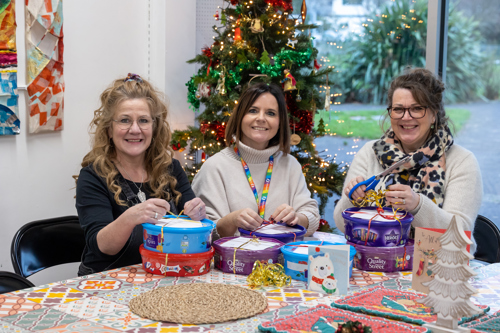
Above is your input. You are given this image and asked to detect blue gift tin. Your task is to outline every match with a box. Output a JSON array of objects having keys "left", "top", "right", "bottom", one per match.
[
  {"left": 142, "top": 216, "right": 215, "bottom": 254},
  {"left": 281, "top": 241, "right": 356, "bottom": 281}
]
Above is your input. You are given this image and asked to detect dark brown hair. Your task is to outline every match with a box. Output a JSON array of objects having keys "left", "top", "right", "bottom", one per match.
[
  {"left": 386, "top": 67, "right": 450, "bottom": 135},
  {"left": 225, "top": 83, "right": 290, "bottom": 154}
]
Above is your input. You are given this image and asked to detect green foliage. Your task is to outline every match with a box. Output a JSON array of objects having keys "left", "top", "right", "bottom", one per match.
[
  {"left": 329, "top": 1, "right": 485, "bottom": 104},
  {"left": 444, "top": 6, "right": 484, "bottom": 103},
  {"left": 314, "top": 108, "right": 470, "bottom": 139},
  {"left": 335, "top": 0, "right": 427, "bottom": 104},
  {"left": 478, "top": 53, "right": 500, "bottom": 100}
]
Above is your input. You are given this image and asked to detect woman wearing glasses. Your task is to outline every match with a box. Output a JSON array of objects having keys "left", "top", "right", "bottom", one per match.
[
  {"left": 333, "top": 68, "right": 482, "bottom": 252},
  {"left": 75, "top": 74, "right": 205, "bottom": 275}
]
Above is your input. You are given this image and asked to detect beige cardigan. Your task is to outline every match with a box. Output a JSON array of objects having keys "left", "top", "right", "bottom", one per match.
[
  {"left": 192, "top": 141, "right": 320, "bottom": 237},
  {"left": 333, "top": 141, "right": 482, "bottom": 254}
]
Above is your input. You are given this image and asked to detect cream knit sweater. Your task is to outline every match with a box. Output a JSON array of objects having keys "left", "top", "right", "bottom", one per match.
[
  {"left": 333, "top": 140, "right": 483, "bottom": 254},
  {"left": 192, "top": 141, "right": 320, "bottom": 237}
]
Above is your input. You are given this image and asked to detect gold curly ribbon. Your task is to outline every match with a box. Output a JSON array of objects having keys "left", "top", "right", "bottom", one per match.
[
  {"left": 351, "top": 189, "right": 386, "bottom": 208},
  {"left": 232, "top": 236, "right": 261, "bottom": 274},
  {"left": 348, "top": 189, "right": 407, "bottom": 246},
  {"left": 247, "top": 261, "right": 291, "bottom": 288}
]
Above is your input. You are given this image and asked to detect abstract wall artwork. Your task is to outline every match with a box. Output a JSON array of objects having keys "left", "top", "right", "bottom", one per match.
[
  {"left": 0, "top": 0, "right": 20, "bottom": 135},
  {"left": 25, "top": 0, "right": 64, "bottom": 133}
]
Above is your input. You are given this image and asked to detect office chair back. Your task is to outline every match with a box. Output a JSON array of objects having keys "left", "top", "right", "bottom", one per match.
[
  {"left": 11, "top": 216, "right": 86, "bottom": 278},
  {"left": 0, "top": 271, "right": 35, "bottom": 294},
  {"left": 473, "top": 214, "right": 500, "bottom": 264}
]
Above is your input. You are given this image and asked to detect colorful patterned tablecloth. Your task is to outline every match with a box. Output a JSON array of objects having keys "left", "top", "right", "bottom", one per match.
[{"left": 0, "top": 261, "right": 498, "bottom": 333}]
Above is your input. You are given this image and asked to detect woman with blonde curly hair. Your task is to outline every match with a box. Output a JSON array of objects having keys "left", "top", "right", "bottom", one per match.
[{"left": 76, "top": 74, "right": 205, "bottom": 275}]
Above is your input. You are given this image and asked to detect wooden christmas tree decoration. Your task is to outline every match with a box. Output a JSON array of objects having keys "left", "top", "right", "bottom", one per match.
[{"left": 418, "top": 216, "right": 482, "bottom": 332}]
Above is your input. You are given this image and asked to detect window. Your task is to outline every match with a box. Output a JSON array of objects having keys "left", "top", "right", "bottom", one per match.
[{"left": 444, "top": 0, "right": 500, "bottom": 222}]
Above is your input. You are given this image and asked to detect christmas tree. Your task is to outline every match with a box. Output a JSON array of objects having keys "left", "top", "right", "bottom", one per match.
[
  {"left": 171, "top": 0, "right": 345, "bottom": 220},
  {"left": 418, "top": 216, "right": 482, "bottom": 332}
]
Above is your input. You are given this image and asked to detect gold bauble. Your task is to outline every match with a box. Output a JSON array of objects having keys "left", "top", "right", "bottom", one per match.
[{"left": 290, "top": 133, "right": 301, "bottom": 145}]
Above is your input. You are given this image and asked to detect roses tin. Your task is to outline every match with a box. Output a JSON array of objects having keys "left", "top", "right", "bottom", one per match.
[
  {"left": 349, "top": 240, "right": 414, "bottom": 272},
  {"left": 342, "top": 207, "right": 413, "bottom": 247}
]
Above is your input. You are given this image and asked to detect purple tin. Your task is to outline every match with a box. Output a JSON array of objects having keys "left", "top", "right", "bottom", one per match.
[
  {"left": 213, "top": 236, "right": 285, "bottom": 275},
  {"left": 238, "top": 223, "right": 307, "bottom": 244},
  {"left": 342, "top": 207, "right": 413, "bottom": 247},
  {"left": 349, "top": 240, "right": 414, "bottom": 272}
]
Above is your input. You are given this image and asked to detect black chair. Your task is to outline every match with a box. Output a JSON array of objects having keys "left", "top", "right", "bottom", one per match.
[
  {"left": 11, "top": 216, "right": 86, "bottom": 279},
  {"left": 0, "top": 271, "right": 35, "bottom": 294},
  {"left": 473, "top": 214, "right": 500, "bottom": 264}
]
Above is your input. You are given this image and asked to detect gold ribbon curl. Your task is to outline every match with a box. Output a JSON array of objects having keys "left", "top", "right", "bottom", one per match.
[
  {"left": 351, "top": 189, "right": 386, "bottom": 208},
  {"left": 247, "top": 261, "right": 291, "bottom": 288},
  {"left": 349, "top": 189, "right": 408, "bottom": 246}
]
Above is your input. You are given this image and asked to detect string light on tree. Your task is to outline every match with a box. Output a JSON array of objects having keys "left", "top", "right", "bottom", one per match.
[{"left": 172, "top": 0, "right": 345, "bottom": 220}]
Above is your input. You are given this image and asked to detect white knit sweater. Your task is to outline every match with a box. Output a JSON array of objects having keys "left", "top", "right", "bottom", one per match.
[
  {"left": 333, "top": 140, "right": 483, "bottom": 254},
  {"left": 192, "top": 141, "right": 320, "bottom": 236}
]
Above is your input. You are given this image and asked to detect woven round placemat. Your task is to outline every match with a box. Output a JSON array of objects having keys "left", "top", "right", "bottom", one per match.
[{"left": 129, "top": 283, "right": 268, "bottom": 324}]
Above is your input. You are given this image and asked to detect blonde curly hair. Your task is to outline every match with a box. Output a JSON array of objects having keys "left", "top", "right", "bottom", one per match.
[{"left": 80, "top": 75, "right": 180, "bottom": 206}]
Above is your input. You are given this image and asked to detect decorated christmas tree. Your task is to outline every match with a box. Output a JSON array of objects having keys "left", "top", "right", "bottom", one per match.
[
  {"left": 418, "top": 216, "right": 482, "bottom": 332},
  {"left": 171, "top": 0, "right": 345, "bottom": 221}
]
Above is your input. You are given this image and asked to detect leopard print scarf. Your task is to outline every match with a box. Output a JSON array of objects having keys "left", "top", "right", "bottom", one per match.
[{"left": 372, "top": 126, "right": 454, "bottom": 208}]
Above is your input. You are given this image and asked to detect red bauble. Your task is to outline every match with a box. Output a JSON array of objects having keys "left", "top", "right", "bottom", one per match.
[
  {"left": 200, "top": 121, "right": 226, "bottom": 141},
  {"left": 202, "top": 46, "right": 213, "bottom": 58},
  {"left": 314, "top": 59, "right": 321, "bottom": 70},
  {"left": 265, "top": 0, "right": 293, "bottom": 11},
  {"left": 172, "top": 142, "right": 181, "bottom": 151}
]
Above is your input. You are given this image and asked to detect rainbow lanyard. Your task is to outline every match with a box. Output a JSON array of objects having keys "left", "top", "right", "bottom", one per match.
[{"left": 234, "top": 147, "right": 274, "bottom": 218}]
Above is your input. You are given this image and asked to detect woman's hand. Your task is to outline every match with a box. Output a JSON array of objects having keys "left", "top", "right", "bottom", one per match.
[
  {"left": 344, "top": 176, "right": 366, "bottom": 201},
  {"left": 184, "top": 198, "right": 206, "bottom": 221},
  {"left": 126, "top": 198, "right": 170, "bottom": 225},
  {"left": 385, "top": 184, "right": 420, "bottom": 211},
  {"left": 234, "top": 208, "right": 263, "bottom": 231},
  {"left": 271, "top": 204, "right": 298, "bottom": 226}
]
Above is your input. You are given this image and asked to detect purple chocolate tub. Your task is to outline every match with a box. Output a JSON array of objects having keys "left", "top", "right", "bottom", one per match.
[
  {"left": 342, "top": 207, "right": 413, "bottom": 247},
  {"left": 238, "top": 223, "right": 306, "bottom": 244},
  {"left": 349, "top": 240, "right": 414, "bottom": 272},
  {"left": 213, "top": 236, "right": 285, "bottom": 275}
]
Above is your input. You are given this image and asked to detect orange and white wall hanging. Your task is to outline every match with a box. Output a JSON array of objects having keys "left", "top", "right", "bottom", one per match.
[{"left": 25, "top": 0, "right": 64, "bottom": 133}]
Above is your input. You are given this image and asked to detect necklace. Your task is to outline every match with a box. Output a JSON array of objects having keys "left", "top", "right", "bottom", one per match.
[
  {"left": 234, "top": 147, "right": 274, "bottom": 218},
  {"left": 118, "top": 163, "right": 147, "bottom": 203}
]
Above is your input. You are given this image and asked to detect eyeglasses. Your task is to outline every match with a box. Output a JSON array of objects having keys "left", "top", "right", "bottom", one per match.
[
  {"left": 387, "top": 106, "right": 427, "bottom": 119},
  {"left": 112, "top": 117, "right": 154, "bottom": 130}
]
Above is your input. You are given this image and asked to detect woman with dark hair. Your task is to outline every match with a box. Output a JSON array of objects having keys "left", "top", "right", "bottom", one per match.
[
  {"left": 76, "top": 74, "right": 206, "bottom": 275},
  {"left": 192, "top": 83, "right": 320, "bottom": 238},
  {"left": 333, "top": 68, "right": 482, "bottom": 252}
]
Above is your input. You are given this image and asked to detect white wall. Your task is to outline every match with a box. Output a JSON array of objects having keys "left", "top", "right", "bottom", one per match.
[{"left": 0, "top": 0, "right": 197, "bottom": 285}]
